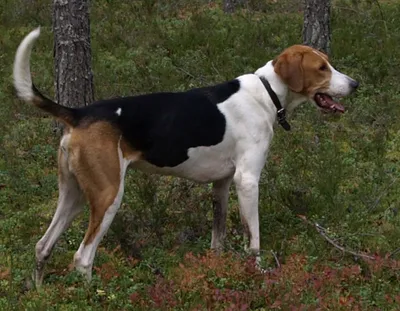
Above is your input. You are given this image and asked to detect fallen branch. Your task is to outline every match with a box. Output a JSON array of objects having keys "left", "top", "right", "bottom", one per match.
[{"left": 298, "top": 215, "right": 375, "bottom": 260}]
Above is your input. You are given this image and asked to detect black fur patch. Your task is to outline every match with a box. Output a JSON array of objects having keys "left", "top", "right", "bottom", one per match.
[{"left": 77, "top": 79, "right": 241, "bottom": 167}]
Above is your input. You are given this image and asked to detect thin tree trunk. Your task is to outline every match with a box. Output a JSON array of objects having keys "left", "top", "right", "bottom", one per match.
[
  {"left": 302, "top": 0, "right": 331, "bottom": 54},
  {"left": 52, "top": 0, "right": 93, "bottom": 132}
]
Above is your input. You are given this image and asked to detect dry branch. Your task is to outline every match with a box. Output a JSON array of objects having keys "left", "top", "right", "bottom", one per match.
[{"left": 298, "top": 215, "right": 375, "bottom": 260}]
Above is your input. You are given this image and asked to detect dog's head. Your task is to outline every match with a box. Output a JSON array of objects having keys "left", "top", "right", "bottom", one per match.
[{"left": 273, "top": 45, "right": 358, "bottom": 113}]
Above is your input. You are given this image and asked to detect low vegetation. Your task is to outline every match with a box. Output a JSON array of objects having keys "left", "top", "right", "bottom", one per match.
[{"left": 1, "top": 0, "right": 400, "bottom": 309}]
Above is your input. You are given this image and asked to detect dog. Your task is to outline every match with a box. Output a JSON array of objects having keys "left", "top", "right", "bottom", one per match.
[{"left": 13, "top": 28, "right": 358, "bottom": 287}]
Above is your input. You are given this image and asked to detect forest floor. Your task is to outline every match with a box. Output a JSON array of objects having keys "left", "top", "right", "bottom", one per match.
[{"left": 1, "top": 0, "right": 400, "bottom": 310}]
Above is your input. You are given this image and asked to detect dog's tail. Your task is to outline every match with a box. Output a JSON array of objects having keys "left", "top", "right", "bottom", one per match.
[{"left": 13, "top": 27, "right": 78, "bottom": 127}]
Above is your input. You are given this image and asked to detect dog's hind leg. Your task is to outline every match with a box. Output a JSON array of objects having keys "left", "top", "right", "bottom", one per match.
[
  {"left": 35, "top": 134, "right": 85, "bottom": 288},
  {"left": 211, "top": 176, "right": 233, "bottom": 252},
  {"left": 71, "top": 132, "right": 130, "bottom": 282}
]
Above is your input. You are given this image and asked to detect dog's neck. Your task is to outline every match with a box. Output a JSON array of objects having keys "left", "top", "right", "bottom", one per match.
[{"left": 255, "top": 61, "right": 308, "bottom": 113}]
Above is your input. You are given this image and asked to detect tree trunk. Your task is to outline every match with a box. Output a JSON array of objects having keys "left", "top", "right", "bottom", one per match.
[
  {"left": 302, "top": 0, "right": 331, "bottom": 55},
  {"left": 52, "top": 0, "right": 93, "bottom": 132},
  {"left": 223, "top": 0, "right": 246, "bottom": 13}
]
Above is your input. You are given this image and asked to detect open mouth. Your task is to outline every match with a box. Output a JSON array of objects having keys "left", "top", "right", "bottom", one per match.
[{"left": 314, "top": 93, "right": 345, "bottom": 113}]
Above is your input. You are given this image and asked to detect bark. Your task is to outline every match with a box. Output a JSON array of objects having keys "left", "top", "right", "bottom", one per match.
[
  {"left": 52, "top": 0, "right": 93, "bottom": 131},
  {"left": 302, "top": 0, "right": 331, "bottom": 54}
]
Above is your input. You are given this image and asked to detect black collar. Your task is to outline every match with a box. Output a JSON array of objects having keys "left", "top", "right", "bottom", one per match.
[{"left": 259, "top": 77, "right": 291, "bottom": 131}]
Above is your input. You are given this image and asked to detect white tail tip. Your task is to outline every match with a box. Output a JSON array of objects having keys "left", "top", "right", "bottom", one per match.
[{"left": 13, "top": 27, "right": 42, "bottom": 101}]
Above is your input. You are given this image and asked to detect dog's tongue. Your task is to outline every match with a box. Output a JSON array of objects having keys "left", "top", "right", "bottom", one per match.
[{"left": 316, "top": 94, "right": 345, "bottom": 113}]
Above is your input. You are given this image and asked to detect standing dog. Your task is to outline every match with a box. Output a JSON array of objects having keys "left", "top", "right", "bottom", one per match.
[{"left": 13, "top": 28, "right": 358, "bottom": 287}]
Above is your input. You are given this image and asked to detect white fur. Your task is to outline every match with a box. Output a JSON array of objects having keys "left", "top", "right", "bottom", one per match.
[
  {"left": 13, "top": 27, "right": 41, "bottom": 101},
  {"left": 328, "top": 64, "right": 355, "bottom": 98},
  {"left": 115, "top": 107, "right": 122, "bottom": 116}
]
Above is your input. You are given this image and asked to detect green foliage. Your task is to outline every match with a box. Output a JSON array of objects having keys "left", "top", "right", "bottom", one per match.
[{"left": 1, "top": 0, "right": 400, "bottom": 309}]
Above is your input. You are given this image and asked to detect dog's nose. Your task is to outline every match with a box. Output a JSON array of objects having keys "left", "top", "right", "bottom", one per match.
[{"left": 350, "top": 80, "right": 359, "bottom": 89}]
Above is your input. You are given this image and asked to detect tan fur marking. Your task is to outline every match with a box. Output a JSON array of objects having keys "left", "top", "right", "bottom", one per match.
[
  {"left": 302, "top": 50, "right": 332, "bottom": 96},
  {"left": 68, "top": 122, "right": 122, "bottom": 245},
  {"left": 120, "top": 140, "right": 143, "bottom": 162},
  {"left": 273, "top": 53, "right": 304, "bottom": 92},
  {"left": 312, "top": 50, "right": 329, "bottom": 60},
  {"left": 274, "top": 45, "right": 332, "bottom": 97}
]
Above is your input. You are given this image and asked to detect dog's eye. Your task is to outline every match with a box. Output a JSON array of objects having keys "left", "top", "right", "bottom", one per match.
[{"left": 319, "top": 64, "right": 328, "bottom": 71}]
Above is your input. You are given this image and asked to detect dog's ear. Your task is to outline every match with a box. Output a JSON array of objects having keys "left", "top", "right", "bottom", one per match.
[{"left": 273, "top": 53, "right": 304, "bottom": 93}]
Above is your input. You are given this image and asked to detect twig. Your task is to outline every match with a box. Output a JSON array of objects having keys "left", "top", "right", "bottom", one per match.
[
  {"left": 211, "top": 62, "right": 222, "bottom": 78},
  {"left": 298, "top": 215, "right": 375, "bottom": 260},
  {"left": 372, "top": 0, "right": 385, "bottom": 24},
  {"left": 369, "top": 177, "right": 397, "bottom": 211},
  {"left": 315, "top": 223, "right": 375, "bottom": 260},
  {"left": 270, "top": 250, "right": 280, "bottom": 268},
  {"left": 171, "top": 60, "right": 206, "bottom": 83},
  {"left": 174, "top": 65, "right": 196, "bottom": 80},
  {"left": 144, "top": 263, "right": 164, "bottom": 277},
  {"left": 389, "top": 247, "right": 400, "bottom": 259}
]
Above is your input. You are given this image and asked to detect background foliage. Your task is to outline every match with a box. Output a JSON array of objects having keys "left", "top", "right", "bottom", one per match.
[{"left": 1, "top": 0, "right": 400, "bottom": 309}]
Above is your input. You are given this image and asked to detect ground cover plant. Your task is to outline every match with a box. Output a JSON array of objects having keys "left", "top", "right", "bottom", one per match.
[{"left": 1, "top": 0, "right": 400, "bottom": 309}]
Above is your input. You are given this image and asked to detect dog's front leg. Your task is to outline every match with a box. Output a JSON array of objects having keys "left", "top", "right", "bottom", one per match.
[
  {"left": 211, "top": 176, "right": 233, "bottom": 252},
  {"left": 233, "top": 150, "right": 266, "bottom": 260},
  {"left": 234, "top": 172, "right": 260, "bottom": 256}
]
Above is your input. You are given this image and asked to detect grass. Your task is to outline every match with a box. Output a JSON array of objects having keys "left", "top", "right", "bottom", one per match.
[{"left": 1, "top": 0, "right": 400, "bottom": 309}]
